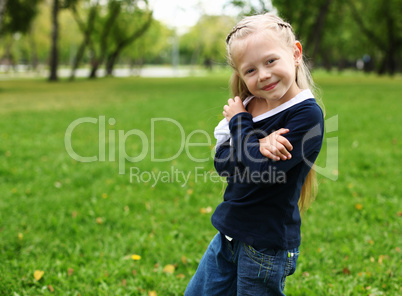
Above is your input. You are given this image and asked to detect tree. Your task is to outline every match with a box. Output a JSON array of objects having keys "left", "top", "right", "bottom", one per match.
[
  {"left": 83, "top": 0, "right": 152, "bottom": 78},
  {"left": 3, "top": 2, "right": 82, "bottom": 70},
  {"left": 271, "top": 0, "right": 334, "bottom": 67},
  {"left": 122, "top": 19, "right": 173, "bottom": 67},
  {"left": 48, "top": 0, "right": 78, "bottom": 81},
  {"left": 69, "top": 0, "right": 98, "bottom": 80},
  {"left": 0, "top": 0, "right": 6, "bottom": 34},
  {"left": 347, "top": 0, "right": 402, "bottom": 75},
  {"left": 0, "top": 0, "right": 42, "bottom": 72},
  {"left": 225, "top": 0, "right": 401, "bottom": 74},
  {"left": 225, "top": 0, "right": 273, "bottom": 15},
  {"left": 87, "top": 0, "right": 120, "bottom": 78},
  {"left": 48, "top": 0, "right": 59, "bottom": 81},
  {"left": 105, "top": 8, "right": 152, "bottom": 76},
  {"left": 0, "top": 0, "right": 42, "bottom": 35},
  {"left": 180, "top": 15, "right": 235, "bottom": 67}
]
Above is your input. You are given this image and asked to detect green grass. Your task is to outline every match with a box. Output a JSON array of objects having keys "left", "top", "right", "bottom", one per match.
[{"left": 0, "top": 73, "right": 401, "bottom": 295}]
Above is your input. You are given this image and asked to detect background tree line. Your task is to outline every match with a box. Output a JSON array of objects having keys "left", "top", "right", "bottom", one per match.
[
  {"left": 0, "top": 0, "right": 401, "bottom": 80},
  {"left": 228, "top": 0, "right": 402, "bottom": 75}
]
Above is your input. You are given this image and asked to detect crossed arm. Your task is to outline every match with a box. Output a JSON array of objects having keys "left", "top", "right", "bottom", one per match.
[
  {"left": 215, "top": 95, "right": 323, "bottom": 179},
  {"left": 222, "top": 96, "right": 293, "bottom": 162}
]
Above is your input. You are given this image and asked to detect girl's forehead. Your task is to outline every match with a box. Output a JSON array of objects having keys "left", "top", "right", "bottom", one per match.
[
  {"left": 230, "top": 31, "right": 286, "bottom": 58},
  {"left": 232, "top": 30, "right": 283, "bottom": 50}
]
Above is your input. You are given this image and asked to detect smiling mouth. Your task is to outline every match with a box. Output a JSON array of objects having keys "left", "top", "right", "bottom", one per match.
[{"left": 262, "top": 82, "right": 279, "bottom": 91}]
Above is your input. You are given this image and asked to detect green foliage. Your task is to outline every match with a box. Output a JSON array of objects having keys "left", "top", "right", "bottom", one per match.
[
  {"left": 227, "top": 0, "right": 402, "bottom": 73},
  {"left": 0, "top": 73, "right": 401, "bottom": 294},
  {"left": 180, "top": 15, "right": 235, "bottom": 65},
  {"left": 1, "top": 0, "right": 42, "bottom": 35},
  {"left": 121, "top": 19, "right": 173, "bottom": 65},
  {"left": 227, "top": 0, "right": 273, "bottom": 15}
]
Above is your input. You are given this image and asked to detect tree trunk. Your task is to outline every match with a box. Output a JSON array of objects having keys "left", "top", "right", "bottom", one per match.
[
  {"left": 88, "top": 2, "right": 120, "bottom": 79},
  {"left": 105, "top": 51, "right": 119, "bottom": 76},
  {"left": 349, "top": 0, "right": 400, "bottom": 75},
  {"left": 70, "top": 41, "right": 87, "bottom": 80},
  {"left": 105, "top": 12, "right": 153, "bottom": 76},
  {"left": 89, "top": 59, "right": 99, "bottom": 79},
  {"left": 307, "top": 0, "right": 332, "bottom": 64},
  {"left": 70, "top": 5, "right": 97, "bottom": 80},
  {"left": 49, "top": 0, "right": 59, "bottom": 81},
  {"left": 384, "top": 2, "right": 397, "bottom": 75}
]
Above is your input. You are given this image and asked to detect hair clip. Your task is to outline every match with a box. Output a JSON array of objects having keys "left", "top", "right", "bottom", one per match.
[
  {"left": 278, "top": 23, "right": 293, "bottom": 31},
  {"left": 226, "top": 25, "right": 247, "bottom": 44}
]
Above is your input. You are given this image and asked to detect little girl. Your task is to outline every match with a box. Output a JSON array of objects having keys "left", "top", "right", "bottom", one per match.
[{"left": 185, "top": 13, "right": 324, "bottom": 295}]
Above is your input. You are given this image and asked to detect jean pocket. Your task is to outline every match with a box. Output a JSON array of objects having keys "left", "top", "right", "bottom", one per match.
[
  {"left": 240, "top": 244, "right": 279, "bottom": 284},
  {"left": 245, "top": 244, "right": 278, "bottom": 257},
  {"left": 243, "top": 244, "right": 276, "bottom": 268}
]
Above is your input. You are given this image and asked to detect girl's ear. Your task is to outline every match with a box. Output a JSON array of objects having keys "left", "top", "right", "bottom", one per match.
[{"left": 294, "top": 41, "right": 302, "bottom": 65}]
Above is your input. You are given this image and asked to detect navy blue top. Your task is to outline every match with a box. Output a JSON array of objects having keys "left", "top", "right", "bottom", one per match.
[{"left": 211, "top": 98, "right": 324, "bottom": 250}]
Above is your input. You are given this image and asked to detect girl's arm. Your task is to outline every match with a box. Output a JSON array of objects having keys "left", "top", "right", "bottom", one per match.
[
  {"left": 214, "top": 129, "right": 293, "bottom": 176},
  {"left": 214, "top": 139, "right": 238, "bottom": 176},
  {"left": 228, "top": 105, "right": 324, "bottom": 183},
  {"left": 221, "top": 96, "right": 294, "bottom": 163}
]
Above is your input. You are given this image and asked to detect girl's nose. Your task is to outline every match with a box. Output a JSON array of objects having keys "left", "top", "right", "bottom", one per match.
[{"left": 258, "top": 69, "right": 271, "bottom": 82}]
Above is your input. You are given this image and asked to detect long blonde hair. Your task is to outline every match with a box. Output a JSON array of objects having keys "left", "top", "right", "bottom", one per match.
[{"left": 226, "top": 13, "right": 323, "bottom": 213}]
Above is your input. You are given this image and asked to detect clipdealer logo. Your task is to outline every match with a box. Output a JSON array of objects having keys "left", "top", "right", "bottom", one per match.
[{"left": 64, "top": 115, "right": 339, "bottom": 183}]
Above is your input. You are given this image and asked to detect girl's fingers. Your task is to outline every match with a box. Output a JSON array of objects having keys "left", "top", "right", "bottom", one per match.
[
  {"left": 261, "top": 141, "right": 291, "bottom": 160},
  {"left": 260, "top": 147, "right": 280, "bottom": 161},
  {"left": 276, "top": 128, "right": 290, "bottom": 135},
  {"left": 272, "top": 143, "right": 291, "bottom": 160},
  {"left": 276, "top": 136, "right": 293, "bottom": 152},
  {"left": 274, "top": 129, "right": 293, "bottom": 151}
]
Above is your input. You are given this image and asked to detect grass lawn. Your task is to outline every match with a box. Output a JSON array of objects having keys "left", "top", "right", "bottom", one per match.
[{"left": 0, "top": 72, "right": 401, "bottom": 295}]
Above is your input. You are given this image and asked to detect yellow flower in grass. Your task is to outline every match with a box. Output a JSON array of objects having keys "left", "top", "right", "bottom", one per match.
[
  {"left": 131, "top": 254, "right": 142, "bottom": 261},
  {"left": 34, "top": 270, "right": 44, "bottom": 281},
  {"left": 355, "top": 203, "right": 363, "bottom": 210},
  {"left": 163, "top": 264, "right": 175, "bottom": 274}
]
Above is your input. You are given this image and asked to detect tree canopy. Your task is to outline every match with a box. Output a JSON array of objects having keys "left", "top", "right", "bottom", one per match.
[
  {"left": 0, "top": 0, "right": 400, "bottom": 77},
  {"left": 0, "top": 0, "right": 42, "bottom": 35},
  {"left": 226, "top": 0, "right": 402, "bottom": 74}
]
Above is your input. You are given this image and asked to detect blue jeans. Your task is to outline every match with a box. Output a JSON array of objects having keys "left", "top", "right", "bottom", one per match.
[{"left": 185, "top": 233, "right": 299, "bottom": 296}]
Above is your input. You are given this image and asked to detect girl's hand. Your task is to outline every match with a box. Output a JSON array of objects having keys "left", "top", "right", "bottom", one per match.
[
  {"left": 259, "top": 128, "right": 293, "bottom": 161},
  {"left": 223, "top": 96, "right": 247, "bottom": 122}
]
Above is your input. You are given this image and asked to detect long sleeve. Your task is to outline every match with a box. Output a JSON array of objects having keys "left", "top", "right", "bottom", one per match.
[
  {"left": 228, "top": 104, "right": 323, "bottom": 184},
  {"left": 214, "top": 139, "right": 239, "bottom": 176},
  {"left": 213, "top": 96, "right": 256, "bottom": 175}
]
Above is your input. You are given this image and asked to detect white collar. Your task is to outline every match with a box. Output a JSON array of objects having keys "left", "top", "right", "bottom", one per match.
[{"left": 243, "top": 89, "right": 314, "bottom": 122}]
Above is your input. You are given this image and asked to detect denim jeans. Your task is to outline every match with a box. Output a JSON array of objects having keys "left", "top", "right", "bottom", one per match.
[{"left": 185, "top": 233, "right": 299, "bottom": 296}]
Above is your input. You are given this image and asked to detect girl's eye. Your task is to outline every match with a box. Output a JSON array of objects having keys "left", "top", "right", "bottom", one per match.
[
  {"left": 267, "top": 59, "right": 276, "bottom": 65},
  {"left": 245, "top": 69, "right": 255, "bottom": 75}
]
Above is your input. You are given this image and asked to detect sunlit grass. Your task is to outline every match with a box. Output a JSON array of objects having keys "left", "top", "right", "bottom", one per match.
[{"left": 0, "top": 73, "right": 401, "bottom": 295}]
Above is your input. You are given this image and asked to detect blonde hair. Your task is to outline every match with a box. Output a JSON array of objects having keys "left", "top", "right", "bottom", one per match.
[{"left": 226, "top": 13, "right": 323, "bottom": 213}]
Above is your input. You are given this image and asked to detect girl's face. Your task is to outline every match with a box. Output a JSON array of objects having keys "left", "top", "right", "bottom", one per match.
[{"left": 232, "top": 32, "right": 302, "bottom": 109}]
